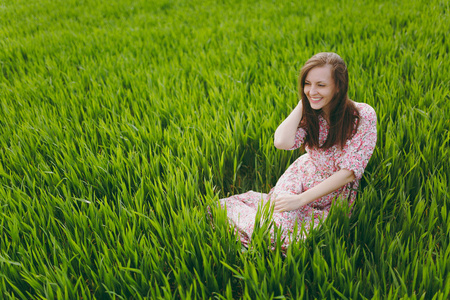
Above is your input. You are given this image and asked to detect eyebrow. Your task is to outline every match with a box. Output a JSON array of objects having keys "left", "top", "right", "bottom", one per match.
[{"left": 305, "top": 80, "right": 328, "bottom": 83}]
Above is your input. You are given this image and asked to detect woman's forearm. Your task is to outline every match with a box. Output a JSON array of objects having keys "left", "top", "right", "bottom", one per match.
[
  {"left": 274, "top": 102, "right": 303, "bottom": 150},
  {"left": 298, "top": 169, "right": 356, "bottom": 206},
  {"left": 272, "top": 169, "right": 356, "bottom": 213}
]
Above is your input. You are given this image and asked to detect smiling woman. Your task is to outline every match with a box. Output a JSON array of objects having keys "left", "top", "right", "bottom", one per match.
[
  {"left": 304, "top": 65, "right": 335, "bottom": 115},
  {"left": 219, "top": 52, "right": 377, "bottom": 250}
]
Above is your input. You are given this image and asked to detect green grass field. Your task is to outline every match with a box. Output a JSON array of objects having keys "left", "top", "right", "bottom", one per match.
[{"left": 1, "top": 0, "right": 449, "bottom": 298}]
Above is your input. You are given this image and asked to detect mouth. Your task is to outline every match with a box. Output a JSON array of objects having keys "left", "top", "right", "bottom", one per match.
[{"left": 309, "top": 97, "right": 323, "bottom": 103}]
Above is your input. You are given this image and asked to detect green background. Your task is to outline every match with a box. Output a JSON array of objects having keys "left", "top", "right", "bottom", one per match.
[{"left": 0, "top": 0, "right": 449, "bottom": 298}]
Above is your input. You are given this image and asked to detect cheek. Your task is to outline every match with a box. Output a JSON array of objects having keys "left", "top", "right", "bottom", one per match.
[
  {"left": 326, "top": 88, "right": 335, "bottom": 97},
  {"left": 304, "top": 86, "right": 309, "bottom": 95}
]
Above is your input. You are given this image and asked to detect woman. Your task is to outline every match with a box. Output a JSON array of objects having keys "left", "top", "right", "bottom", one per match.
[{"left": 219, "top": 52, "right": 377, "bottom": 249}]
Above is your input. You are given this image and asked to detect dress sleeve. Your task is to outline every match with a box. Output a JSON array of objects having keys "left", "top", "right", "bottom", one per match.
[
  {"left": 338, "top": 104, "right": 377, "bottom": 180},
  {"left": 287, "top": 127, "right": 307, "bottom": 150}
]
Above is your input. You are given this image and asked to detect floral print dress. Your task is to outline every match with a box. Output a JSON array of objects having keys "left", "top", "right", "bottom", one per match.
[{"left": 219, "top": 102, "right": 377, "bottom": 249}]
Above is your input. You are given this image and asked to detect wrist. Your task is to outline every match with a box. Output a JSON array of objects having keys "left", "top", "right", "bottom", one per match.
[
  {"left": 296, "top": 193, "right": 306, "bottom": 208},
  {"left": 297, "top": 191, "right": 312, "bottom": 207}
]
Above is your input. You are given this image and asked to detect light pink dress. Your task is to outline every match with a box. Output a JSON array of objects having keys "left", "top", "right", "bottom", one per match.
[{"left": 219, "top": 102, "right": 377, "bottom": 249}]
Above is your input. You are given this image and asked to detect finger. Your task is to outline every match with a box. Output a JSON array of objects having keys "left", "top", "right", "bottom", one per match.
[
  {"left": 274, "top": 206, "right": 283, "bottom": 213},
  {"left": 274, "top": 202, "right": 284, "bottom": 213}
]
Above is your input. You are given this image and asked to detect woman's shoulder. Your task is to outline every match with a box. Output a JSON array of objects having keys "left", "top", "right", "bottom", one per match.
[{"left": 353, "top": 101, "right": 376, "bottom": 120}]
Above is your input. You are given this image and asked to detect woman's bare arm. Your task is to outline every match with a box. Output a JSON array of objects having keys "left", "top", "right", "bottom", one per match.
[
  {"left": 272, "top": 169, "right": 356, "bottom": 212},
  {"left": 274, "top": 102, "right": 303, "bottom": 150}
]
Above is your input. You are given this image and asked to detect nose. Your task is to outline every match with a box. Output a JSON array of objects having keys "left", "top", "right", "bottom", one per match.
[{"left": 309, "top": 86, "right": 318, "bottom": 95}]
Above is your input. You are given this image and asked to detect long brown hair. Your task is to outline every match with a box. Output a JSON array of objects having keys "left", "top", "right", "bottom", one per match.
[{"left": 298, "top": 52, "right": 360, "bottom": 149}]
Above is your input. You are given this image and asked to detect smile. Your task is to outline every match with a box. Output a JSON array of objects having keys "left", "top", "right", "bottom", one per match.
[{"left": 310, "top": 97, "right": 323, "bottom": 103}]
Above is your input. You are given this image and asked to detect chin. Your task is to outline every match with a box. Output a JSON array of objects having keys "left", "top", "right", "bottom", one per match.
[{"left": 310, "top": 104, "right": 324, "bottom": 111}]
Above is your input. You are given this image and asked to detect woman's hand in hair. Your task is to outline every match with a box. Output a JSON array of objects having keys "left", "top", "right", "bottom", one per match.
[{"left": 274, "top": 102, "right": 303, "bottom": 150}]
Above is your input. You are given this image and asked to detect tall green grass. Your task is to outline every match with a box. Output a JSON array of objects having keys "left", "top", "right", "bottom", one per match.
[{"left": 0, "top": 0, "right": 449, "bottom": 298}]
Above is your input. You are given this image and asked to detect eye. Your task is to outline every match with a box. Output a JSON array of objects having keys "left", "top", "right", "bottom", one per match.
[
  {"left": 318, "top": 84, "right": 325, "bottom": 87},
  {"left": 304, "top": 82, "right": 310, "bottom": 85}
]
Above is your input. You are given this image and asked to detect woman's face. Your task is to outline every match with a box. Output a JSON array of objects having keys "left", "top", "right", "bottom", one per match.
[{"left": 304, "top": 65, "right": 337, "bottom": 117}]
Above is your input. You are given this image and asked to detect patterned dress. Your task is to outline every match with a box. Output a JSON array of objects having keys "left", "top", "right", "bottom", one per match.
[{"left": 219, "top": 102, "right": 377, "bottom": 249}]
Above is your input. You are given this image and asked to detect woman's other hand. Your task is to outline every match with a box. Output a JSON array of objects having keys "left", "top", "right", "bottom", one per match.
[{"left": 271, "top": 193, "right": 304, "bottom": 213}]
